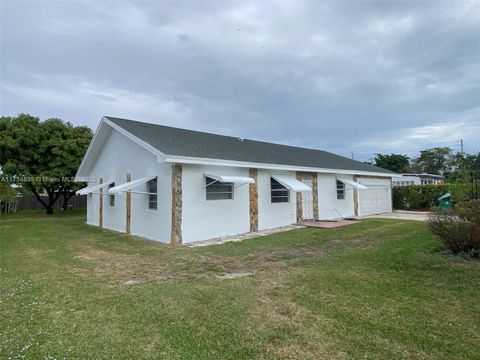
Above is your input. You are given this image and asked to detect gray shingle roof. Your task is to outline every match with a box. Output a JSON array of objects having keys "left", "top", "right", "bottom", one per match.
[{"left": 106, "top": 116, "right": 394, "bottom": 175}]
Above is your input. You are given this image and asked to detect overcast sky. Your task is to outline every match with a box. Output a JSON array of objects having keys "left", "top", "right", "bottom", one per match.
[{"left": 1, "top": 1, "right": 479, "bottom": 161}]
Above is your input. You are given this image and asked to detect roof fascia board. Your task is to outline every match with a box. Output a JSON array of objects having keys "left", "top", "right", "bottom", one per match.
[
  {"left": 75, "top": 117, "right": 166, "bottom": 180},
  {"left": 103, "top": 117, "right": 166, "bottom": 161},
  {"left": 164, "top": 155, "right": 394, "bottom": 178},
  {"left": 75, "top": 118, "right": 108, "bottom": 180}
]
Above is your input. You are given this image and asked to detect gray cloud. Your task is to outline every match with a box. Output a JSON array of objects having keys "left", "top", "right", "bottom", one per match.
[{"left": 1, "top": 0, "right": 479, "bottom": 159}]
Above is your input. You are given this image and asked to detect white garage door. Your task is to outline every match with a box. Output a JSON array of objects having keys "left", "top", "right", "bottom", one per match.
[{"left": 359, "top": 186, "right": 390, "bottom": 216}]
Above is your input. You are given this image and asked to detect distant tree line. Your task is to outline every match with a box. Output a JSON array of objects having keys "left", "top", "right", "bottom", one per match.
[
  {"left": 372, "top": 147, "right": 480, "bottom": 183},
  {"left": 0, "top": 114, "right": 93, "bottom": 214}
]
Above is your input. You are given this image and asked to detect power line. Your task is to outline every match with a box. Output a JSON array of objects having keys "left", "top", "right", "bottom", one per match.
[{"left": 340, "top": 138, "right": 478, "bottom": 161}]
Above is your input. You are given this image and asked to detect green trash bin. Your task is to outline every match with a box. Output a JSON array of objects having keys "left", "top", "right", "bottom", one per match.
[{"left": 438, "top": 193, "right": 452, "bottom": 210}]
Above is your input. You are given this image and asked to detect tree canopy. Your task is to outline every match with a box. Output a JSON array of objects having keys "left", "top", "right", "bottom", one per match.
[
  {"left": 374, "top": 153, "right": 410, "bottom": 173},
  {"left": 411, "top": 147, "right": 453, "bottom": 175},
  {"left": 0, "top": 114, "right": 92, "bottom": 213}
]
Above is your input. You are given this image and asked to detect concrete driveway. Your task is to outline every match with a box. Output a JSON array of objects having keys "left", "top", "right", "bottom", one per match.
[{"left": 364, "top": 210, "right": 430, "bottom": 221}]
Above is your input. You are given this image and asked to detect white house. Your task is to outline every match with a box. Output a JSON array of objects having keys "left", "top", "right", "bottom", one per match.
[
  {"left": 392, "top": 173, "right": 444, "bottom": 187},
  {"left": 76, "top": 116, "right": 395, "bottom": 244}
]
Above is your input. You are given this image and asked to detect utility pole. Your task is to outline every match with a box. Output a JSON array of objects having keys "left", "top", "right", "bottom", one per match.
[{"left": 460, "top": 139, "right": 464, "bottom": 153}]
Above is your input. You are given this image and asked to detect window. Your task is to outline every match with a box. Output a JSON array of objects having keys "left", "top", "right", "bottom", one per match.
[
  {"left": 206, "top": 177, "right": 233, "bottom": 200},
  {"left": 271, "top": 178, "right": 289, "bottom": 203},
  {"left": 336, "top": 180, "right": 345, "bottom": 200},
  {"left": 147, "top": 178, "right": 157, "bottom": 210},
  {"left": 109, "top": 182, "right": 115, "bottom": 207}
]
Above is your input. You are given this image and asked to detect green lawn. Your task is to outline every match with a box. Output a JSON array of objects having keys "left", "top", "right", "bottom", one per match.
[{"left": 1, "top": 211, "right": 479, "bottom": 359}]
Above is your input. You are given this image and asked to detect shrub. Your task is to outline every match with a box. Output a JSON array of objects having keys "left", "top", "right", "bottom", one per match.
[
  {"left": 392, "top": 183, "right": 471, "bottom": 210},
  {"left": 428, "top": 200, "right": 480, "bottom": 258}
]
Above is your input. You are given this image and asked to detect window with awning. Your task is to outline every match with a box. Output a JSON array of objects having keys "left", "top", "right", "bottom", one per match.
[
  {"left": 271, "top": 178, "right": 289, "bottom": 203},
  {"left": 205, "top": 176, "right": 235, "bottom": 200},
  {"left": 204, "top": 174, "right": 255, "bottom": 201},
  {"left": 270, "top": 175, "right": 312, "bottom": 192},
  {"left": 336, "top": 178, "right": 367, "bottom": 190},
  {"left": 76, "top": 180, "right": 115, "bottom": 195},
  {"left": 108, "top": 176, "right": 157, "bottom": 194},
  {"left": 204, "top": 174, "right": 255, "bottom": 185}
]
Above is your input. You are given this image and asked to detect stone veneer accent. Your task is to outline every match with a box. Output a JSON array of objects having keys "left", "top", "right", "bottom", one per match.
[
  {"left": 99, "top": 178, "right": 103, "bottom": 227},
  {"left": 295, "top": 172, "right": 303, "bottom": 223},
  {"left": 170, "top": 164, "right": 183, "bottom": 245},
  {"left": 312, "top": 173, "right": 319, "bottom": 220},
  {"left": 125, "top": 173, "right": 132, "bottom": 234},
  {"left": 249, "top": 168, "right": 258, "bottom": 232},
  {"left": 353, "top": 175, "right": 359, "bottom": 216}
]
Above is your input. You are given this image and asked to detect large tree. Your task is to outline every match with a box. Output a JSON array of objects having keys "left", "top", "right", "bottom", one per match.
[
  {"left": 449, "top": 152, "right": 480, "bottom": 183},
  {"left": 411, "top": 147, "right": 453, "bottom": 175},
  {"left": 0, "top": 114, "right": 92, "bottom": 214},
  {"left": 374, "top": 153, "right": 410, "bottom": 173}
]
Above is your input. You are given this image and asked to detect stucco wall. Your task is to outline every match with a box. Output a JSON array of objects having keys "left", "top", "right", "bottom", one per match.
[
  {"left": 87, "top": 129, "right": 171, "bottom": 242},
  {"left": 181, "top": 165, "right": 251, "bottom": 243},
  {"left": 86, "top": 191, "right": 97, "bottom": 226},
  {"left": 258, "top": 170, "right": 297, "bottom": 230},
  {"left": 317, "top": 173, "right": 355, "bottom": 219}
]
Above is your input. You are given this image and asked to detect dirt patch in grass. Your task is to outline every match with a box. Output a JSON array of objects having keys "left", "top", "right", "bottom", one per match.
[
  {"left": 71, "top": 235, "right": 377, "bottom": 287},
  {"left": 216, "top": 271, "right": 256, "bottom": 280}
]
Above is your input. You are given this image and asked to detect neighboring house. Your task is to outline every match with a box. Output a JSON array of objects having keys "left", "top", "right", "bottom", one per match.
[
  {"left": 76, "top": 117, "right": 395, "bottom": 244},
  {"left": 392, "top": 173, "right": 444, "bottom": 187}
]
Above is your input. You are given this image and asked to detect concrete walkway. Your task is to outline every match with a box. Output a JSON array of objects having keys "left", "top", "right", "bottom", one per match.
[
  {"left": 298, "top": 219, "right": 360, "bottom": 228},
  {"left": 364, "top": 210, "right": 430, "bottom": 221}
]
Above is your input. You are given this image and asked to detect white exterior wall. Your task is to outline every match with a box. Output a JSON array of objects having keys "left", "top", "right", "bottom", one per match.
[
  {"left": 86, "top": 129, "right": 171, "bottom": 242},
  {"left": 258, "top": 170, "right": 297, "bottom": 230},
  {"left": 86, "top": 191, "right": 98, "bottom": 226},
  {"left": 317, "top": 173, "right": 355, "bottom": 219},
  {"left": 181, "top": 165, "right": 251, "bottom": 243}
]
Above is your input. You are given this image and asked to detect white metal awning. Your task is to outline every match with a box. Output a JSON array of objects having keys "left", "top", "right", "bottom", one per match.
[
  {"left": 205, "top": 174, "right": 255, "bottom": 185},
  {"left": 337, "top": 177, "right": 368, "bottom": 190},
  {"left": 76, "top": 180, "right": 114, "bottom": 195},
  {"left": 108, "top": 176, "right": 156, "bottom": 194},
  {"left": 271, "top": 174, "right": 312, "bottom": 192}
]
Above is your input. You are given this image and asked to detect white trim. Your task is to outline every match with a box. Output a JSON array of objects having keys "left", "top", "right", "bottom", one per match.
[
  {"left": 204, "top": 174, "right": 255, "bottom": 185},
  {"left": 271, "top": 174, "right": 312, "bottom": 192},
  {"left": 103, "top": 117, "right": 166, "bottom": 159},
  {"left": 75, "top": 120, "right": 107, "bottom": 180},
  {"left": 76, "top": 180, "right": 114, "bottom": 195},
  {"left": 165, "top": 155, "right": 394, "bottom": 178},
  {"left": 108, "top": 176, "right": 156, "bottom": 194},
  {"left": 337, "top": 177, "right": 368, "bottom": 190}
]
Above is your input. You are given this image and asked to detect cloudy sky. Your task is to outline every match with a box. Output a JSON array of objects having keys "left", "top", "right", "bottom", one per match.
[{"left": 1, "top": 1, "right": 479, "bottom": 161}]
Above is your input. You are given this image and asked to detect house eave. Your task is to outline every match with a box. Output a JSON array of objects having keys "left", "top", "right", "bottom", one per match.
[{"left": 164, "top": 155, "right": 395, "bottom": 178}]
